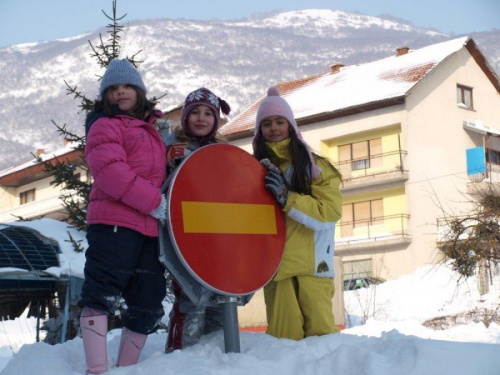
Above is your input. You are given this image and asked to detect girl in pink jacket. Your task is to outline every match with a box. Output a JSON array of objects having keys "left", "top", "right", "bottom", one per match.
[{"left": 78, "top": 59, "right": 167, "bottom": 374}]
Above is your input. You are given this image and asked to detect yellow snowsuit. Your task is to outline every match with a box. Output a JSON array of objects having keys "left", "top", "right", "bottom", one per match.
[{"left": 263, "top": 139, "right": 342, "bottom": 340}]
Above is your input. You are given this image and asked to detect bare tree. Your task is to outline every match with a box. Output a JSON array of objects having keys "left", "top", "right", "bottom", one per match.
[{"left": 438, "top": 184, "right": 500, "bottom": 278}]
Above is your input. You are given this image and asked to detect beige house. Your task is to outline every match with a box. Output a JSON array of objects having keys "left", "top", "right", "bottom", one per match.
[
  {"left": 220, "top": 36, "right": 500, "bottom": 287},
  {"left": 0, "top": 146, "right": 86, "bottom": 223}
]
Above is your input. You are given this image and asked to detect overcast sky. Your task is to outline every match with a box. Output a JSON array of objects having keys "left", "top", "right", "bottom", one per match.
[{"left": 0, "top": 0, "right": 499, "bottom": 48}]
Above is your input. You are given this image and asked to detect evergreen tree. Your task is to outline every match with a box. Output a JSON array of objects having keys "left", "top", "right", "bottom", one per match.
[{"left": 36, "top": 0, "right": 145, "bottom": 232}]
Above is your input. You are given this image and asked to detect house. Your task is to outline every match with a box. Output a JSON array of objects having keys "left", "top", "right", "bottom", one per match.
[
  {"left": 220, "top": 36, "right": 500, "bottom": 292},
  {"left": 0, "top": 144, "right": 87, "bottom": 223}
]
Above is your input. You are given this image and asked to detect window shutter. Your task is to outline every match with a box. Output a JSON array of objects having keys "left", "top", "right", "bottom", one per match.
[
  {"left": 370, "top": 138, "right": 382, "bottom": 167},
  {"left": 341, "top": 204, "right": 353, "bottom": 236},
  {"left": 354, "top": 201, "right": 370, "bottom": 228}
]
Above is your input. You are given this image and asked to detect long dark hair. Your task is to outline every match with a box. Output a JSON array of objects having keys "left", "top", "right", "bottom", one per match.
[
  {"left": 254, "top": 129, "right": 341, "bottom": 195},
  {"left": 95, "top": 85, "right": 157, "bottom": 120}
]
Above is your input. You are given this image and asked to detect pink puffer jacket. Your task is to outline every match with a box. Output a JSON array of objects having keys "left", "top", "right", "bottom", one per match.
[{"left": 85, "top": 113, "right": 167, "bottom": 237}]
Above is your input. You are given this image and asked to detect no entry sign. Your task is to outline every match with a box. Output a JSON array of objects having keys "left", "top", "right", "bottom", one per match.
[{"left": 159, "top": 144, "right": 285, "bottom": 301}]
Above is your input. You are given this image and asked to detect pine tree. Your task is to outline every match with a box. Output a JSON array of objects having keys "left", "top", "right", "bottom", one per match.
[{"left": 36, "top": 0, "right": 145, "bottom": 232}]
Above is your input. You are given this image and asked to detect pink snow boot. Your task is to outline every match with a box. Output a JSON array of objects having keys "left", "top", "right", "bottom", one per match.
[
  {"left": 80, "top": 314, "right": 108, "bottom": 375},
  {"left": 116, "top": 327, "right": 147, "bottom": 367}
]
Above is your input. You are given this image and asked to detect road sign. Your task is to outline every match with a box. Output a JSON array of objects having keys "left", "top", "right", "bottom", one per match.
[{"left": 159, "top": 144, "right": 285, "bottom": 299}]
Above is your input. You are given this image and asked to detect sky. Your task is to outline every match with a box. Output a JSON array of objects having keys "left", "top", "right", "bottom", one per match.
[
  {"left": 0, "top": 0, "right": 499, "bottom": 48},
  {"left": 0, "top": 219, "right": 499, "bottom": 374}
]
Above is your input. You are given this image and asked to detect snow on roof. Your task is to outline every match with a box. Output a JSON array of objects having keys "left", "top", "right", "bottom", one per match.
[
  {"left": 220, "top": 36, "right": 470, "bottom": 136},
  {"left": 0, "top": 142, "right": 80, "bottom": 178},
  {"left": 1, "top": 219, "right": 86, "bottom": 279}
]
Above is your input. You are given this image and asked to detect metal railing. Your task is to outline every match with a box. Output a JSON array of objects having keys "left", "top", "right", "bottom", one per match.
[
  {"left": 0, "top": 195, "right": 63, "bottom": 222},
  {"left": 336, "top": 150, "right": 408, "bottom": 182},
  {"left": 469, "top": 162, "right": 500, "bottom": 184},
  {"left": 336, "top": 214, "right": 410, "bottom": 245}
]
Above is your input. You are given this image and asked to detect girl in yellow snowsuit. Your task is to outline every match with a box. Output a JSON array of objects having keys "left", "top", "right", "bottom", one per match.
[{"left": 253, "top": 87, "right": 342, "bottom": 340}]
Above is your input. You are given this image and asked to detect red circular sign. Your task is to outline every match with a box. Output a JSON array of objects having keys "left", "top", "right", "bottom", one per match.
[{"left": 166, "top": 144, "right": 285, "bottom": 295}]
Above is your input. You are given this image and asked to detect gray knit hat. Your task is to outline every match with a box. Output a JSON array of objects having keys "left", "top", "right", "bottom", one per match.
[{"left": 99, "top": 59, "right": 147, "bottom": 97}]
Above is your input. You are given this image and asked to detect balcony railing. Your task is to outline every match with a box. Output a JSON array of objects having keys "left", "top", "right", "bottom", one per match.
[
  {"left": 469, "top": 162, "right": 500, "bottom": 184},
  {"left": 337, "top": 150, "right": 408, "bottom": 182},
  {"left": 0, "top": 195, "right": 64, "bottom": 222},
  {"left": 336, "top": 214, "right": 410, "bottom": 246}
]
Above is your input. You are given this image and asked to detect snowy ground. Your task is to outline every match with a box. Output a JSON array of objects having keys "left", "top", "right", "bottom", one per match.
[{"left": 0, "top": 219, "right": 499, "bottom": 374}]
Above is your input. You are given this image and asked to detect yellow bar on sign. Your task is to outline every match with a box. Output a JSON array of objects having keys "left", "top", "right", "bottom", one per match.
[{"left": 182, "top": 201, "right": 277, "bottom": 234}]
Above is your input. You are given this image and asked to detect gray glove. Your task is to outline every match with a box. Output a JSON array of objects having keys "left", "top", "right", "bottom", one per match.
[
  {"left": 261, "top": 159, "right": 288, "bottom": 209},
  {"left": 150, "top": 194, "right": 167, "bottom": 226}
]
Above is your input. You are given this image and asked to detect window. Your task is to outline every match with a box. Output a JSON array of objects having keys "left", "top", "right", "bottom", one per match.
[
  {"left": 339, "top": 138, "right": 382, "bottom": 171},
  {"left": 343, "top": 259, "right": 373, "bottom": 280},
  {"left": 487, "top": 149, "right": 500, "bottom": 165},
  {"left": 20, "top": 189, "right": 35, "bottom": 205},
  {"left": 342, "top": 199, "right": 384, "bottom": 229},
  {"left": 457, "top": 85, "right": 473, "bottom": 109}
]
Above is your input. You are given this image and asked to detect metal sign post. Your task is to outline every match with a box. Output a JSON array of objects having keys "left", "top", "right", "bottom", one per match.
[{"left": 159, "top": 144, "right": 285, "bottom": 353}]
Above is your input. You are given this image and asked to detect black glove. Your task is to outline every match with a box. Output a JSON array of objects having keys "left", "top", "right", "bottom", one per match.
[{"left": 261, "top": 159, "right": 288, "bottom": 209}]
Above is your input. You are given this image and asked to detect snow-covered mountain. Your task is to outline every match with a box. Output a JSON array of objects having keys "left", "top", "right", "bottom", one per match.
[{"left": 0, "top": 9, "right": 499, "bottom": 170}]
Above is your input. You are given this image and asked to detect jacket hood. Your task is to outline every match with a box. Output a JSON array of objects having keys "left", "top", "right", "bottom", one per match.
[{"left": 85, "top": 105, "right": 130, "bottom": 136}]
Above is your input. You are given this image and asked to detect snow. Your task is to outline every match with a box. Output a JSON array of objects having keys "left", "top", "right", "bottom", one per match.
[
  {"left": 0, "top": 219, "right": 499, "bottom": 374},
  {"left": 221, "top": 36, "right": 471, "bottom": 136},
  {"left": 0, "top": 142, "right": 81, "bottom": 179},
  {"left": 285, "top": 36, "right": 469, "bottom": 120},
  {"left": 2, "top": 219, "right": 87, "bottom": 279}
]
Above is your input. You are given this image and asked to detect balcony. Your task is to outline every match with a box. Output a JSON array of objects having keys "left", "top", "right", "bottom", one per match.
[
  {"left": 335, "top": 214, "right": 411, "bottom": 251},
  {"left": 467, "top": 162, "right": 500, "bottom": 195},
  {"left": 337, "top": 150, "right": 409, "bottom": 195},
  {"left": 0, "top": 195, "right": 67, "bottom": 223}
]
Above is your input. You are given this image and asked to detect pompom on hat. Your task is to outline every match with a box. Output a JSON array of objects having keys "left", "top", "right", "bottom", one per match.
[
  {"left": 253, "top": 86, "right": 320, "bottom": 179},
  {"left": 181, "top": 87, "right": 231, "bottom": 142},
  {"left": 255, "top": 86, "right": 297, "bottom": 132},
  {"left": 99, "top": 59, "right": 147, "bottom": 97}
]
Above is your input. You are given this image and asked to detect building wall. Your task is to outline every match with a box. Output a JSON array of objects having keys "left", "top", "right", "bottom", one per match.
[
  {"left": 403, "top": 48, "right": 500, "bottom": 275},
  {"left": 0, "top": 166, "right": 88, "bottom": 222}
]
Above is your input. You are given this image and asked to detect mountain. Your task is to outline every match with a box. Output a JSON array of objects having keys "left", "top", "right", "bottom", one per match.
[{"left": 0, "top": 9, "right": 499, "bottom": 171}]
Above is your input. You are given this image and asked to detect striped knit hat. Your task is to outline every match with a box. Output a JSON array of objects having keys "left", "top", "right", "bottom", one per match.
[{"left": 181, "top": 87, "right": 231, "bottom": 142}]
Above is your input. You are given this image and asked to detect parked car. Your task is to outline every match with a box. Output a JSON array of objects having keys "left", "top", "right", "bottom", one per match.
[{"left": 343, "top": 276, "right": 385, "bottom": 291}]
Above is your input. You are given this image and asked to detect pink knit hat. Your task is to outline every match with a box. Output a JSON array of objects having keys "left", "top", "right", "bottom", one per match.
[{"left": 253, "top": 87, "right": 320, "bottom": 179}]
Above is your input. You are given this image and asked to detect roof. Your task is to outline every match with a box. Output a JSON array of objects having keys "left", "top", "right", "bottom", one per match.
[
  {"left": 0, "top": 143, "right": 83, "bottom": 187},
  {"left": 0, "top": 225, "right": 60, "bottom": 272},
  {"left": 220, "top": 36, "right": 499, "bottom": 139}
]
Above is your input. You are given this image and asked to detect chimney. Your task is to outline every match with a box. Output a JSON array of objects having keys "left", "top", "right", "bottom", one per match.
[
  {"left": 396, "top": 46, "right": 410, "bottom": 57},
  {"left": 330, "top": 62, "right": 345, "bottom": 74},
  {"left": 36, "top": 149, "right": 45, "bottom": 156}
]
